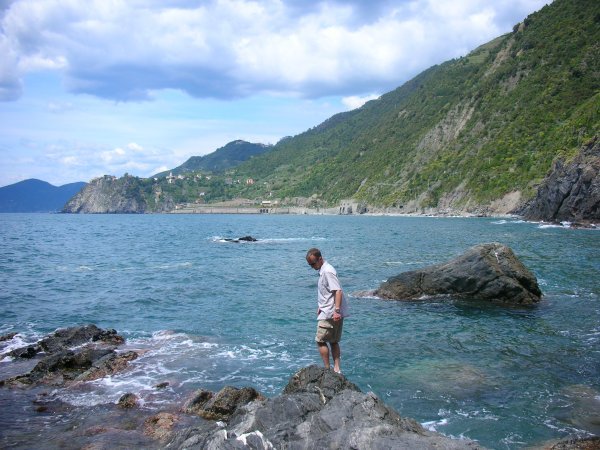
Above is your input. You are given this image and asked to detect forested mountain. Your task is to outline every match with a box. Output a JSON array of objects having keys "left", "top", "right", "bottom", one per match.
[
  {"left": 154, "top": 140, "right": 273, "bottom": 177},
  {"left": 229, "top": 0, "right": 599, "bottom": 213},
  {"left": 65, "top": 0, "right": 599, "bottom": 218},
  {"left": 0, "top": 179, "right": 86, "bottom": 212}
]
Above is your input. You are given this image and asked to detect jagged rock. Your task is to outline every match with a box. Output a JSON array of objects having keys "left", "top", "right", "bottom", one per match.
[
  {"left": 517, "top": 137, "right": 600, "bottom": 224},
  {"left": 223, "top": 236, "right": 258, "bottom": 242},
  {"left": 375, "top": 243, "right": 541, "bottom": 305},
  {"left": 76, "top": 350, "right": 139, "bottom": 382},
  {"left": 184, "top": 386, "right": 265, "bottom": 421},
  {"left": 144, "top": 412, "right": 179, "bottom": 442},
  {"left": 62, "top": 174, "right": 175, "bottom": 213},
  {"left": 168, "top": 366, "right": 484, "bottom": 449},
  {"left": 117, "top": 393, "right": 139, "bottom": 409},
  {"left": 0, "top": 332, "right": 17, "bottom": 342},
  {"left": 0, "top": 325, "right": 137, "bottom": 388},
  {"left": 6, "top": 324, "right": 124, "bottom": 359},
  {"left": 532, "top": 436, "right": 600, "bottom": 449}
]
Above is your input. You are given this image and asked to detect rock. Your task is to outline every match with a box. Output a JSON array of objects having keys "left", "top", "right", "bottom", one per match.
[
  {"left": 532, "top": 436, "right": 600, "bottom": 449},
  {"left": 155, "top": 381, "right": 170, "bottom": 389},
  {"left": 62, "top": 175, "right": 152, "bottom": 213},
  {"left": 184, "top": 386, "right": 265, "bottom": 421},
  {"left": 516, "top": 137, "right": 600, "bottom": 224},
  {"left": 0, "top": 325, "right": 137, "bottom": 388},
  {"left": 375, "top": 243, "right": 541, "bottom": 305},
  {"left": 144, "top": 412, "right": 179, "bottom": 442},
  {"left": 7, "top": 324, "right": 125, "bottom": 359},
  {"left": 223, "top": 236, "right": 258, "bottom": 243},
  {"left": 117, "top": 393, "right": 139, "bottom": 409},
  {"left": 0, "top": 332, "right": 17, "bottom": 342},
  {"left": 168, "top": 365, "right": 484, "bottom": 449},
  {"left": 76, "top": 350, "right": 139, "bottom": 382}
]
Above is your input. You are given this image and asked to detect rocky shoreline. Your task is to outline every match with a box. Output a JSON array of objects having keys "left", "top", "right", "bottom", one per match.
[{"left": 1, "top": 325, "right": 598, "bottom": 449}]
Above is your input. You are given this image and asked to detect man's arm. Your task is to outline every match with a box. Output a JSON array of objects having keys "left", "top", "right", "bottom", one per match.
[{"left": 333, "top": 290, "right": 343, "bottom": 321}]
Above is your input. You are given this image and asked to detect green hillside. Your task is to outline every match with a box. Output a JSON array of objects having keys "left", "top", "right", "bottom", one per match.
[
  {"left": 66, "top": 0, "right": 599, "bottom": 214},
  {"left": 222, "top": 0, "right": 599, "bottom": 211},
  {"left": 155, "top": 140, "right": 272, "bottom": 177}
]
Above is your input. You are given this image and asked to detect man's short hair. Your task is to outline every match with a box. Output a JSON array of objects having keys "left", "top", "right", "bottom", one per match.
[{"left": 306, "top": 248, "right": 322, "bottom": 259}]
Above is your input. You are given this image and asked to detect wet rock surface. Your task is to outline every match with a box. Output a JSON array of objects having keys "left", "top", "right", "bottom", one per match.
[
  {"left": 0, "top": 324, "right": 137, "bottom": 388},
  {"left": 375, "top": 242, "right": 542, "bottom": 305}
]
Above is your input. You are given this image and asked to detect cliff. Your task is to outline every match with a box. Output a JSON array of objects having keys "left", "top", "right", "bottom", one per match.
[
  {"left": 516, "top": 137, "right": 600, "bottom": 224},
  {"left": 62, "top": 175, "right": 174, "bottom": 213}
]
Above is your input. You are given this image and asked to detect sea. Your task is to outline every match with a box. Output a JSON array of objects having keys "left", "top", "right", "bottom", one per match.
[{"left": 0, "top": 213, "right": 598, "bottom": 449}]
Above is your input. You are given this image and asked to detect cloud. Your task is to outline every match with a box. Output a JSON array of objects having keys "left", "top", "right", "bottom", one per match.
[
  {"left": 0, "top": 0, "right": 548, "bottom": 102},
  {"left": 342, "top": 94, "right": 380, "bottom": 110}
]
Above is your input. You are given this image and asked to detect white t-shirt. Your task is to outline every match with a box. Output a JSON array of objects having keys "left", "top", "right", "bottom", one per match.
[{"left": 317, "top": 260, "right": 349, "bottom": 320}]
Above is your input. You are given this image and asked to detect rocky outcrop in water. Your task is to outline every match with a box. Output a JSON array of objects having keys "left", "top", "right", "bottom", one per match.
[
  {"left": 223, "top": 236, "right": 259, "bottom": 243},
  {"left": 0, "top": 324, "right": 138, "bottom": 387},
  {"left": 168, "top": 365, "right": 483, "bottom": 449},
  {"left": 62, "top": 174, "right": 175, "bottom": 213},
  {"left": 516, "top": 137, "right": 600, "bottom": 225},
  {"left": 375, "top": 243, "right": 542, "bottom": 305}
]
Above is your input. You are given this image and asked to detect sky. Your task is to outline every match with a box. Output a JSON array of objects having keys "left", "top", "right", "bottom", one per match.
[{"left": 0, "top": 0, "right": 549, "bottom": 187}]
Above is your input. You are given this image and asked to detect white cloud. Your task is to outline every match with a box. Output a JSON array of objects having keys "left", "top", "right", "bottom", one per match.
[
  {"left": 342, "top": 94, "right": 380, "bottom": 110},
  {"left": 0, "top": 0, "right": 549, "bottom": 102}
]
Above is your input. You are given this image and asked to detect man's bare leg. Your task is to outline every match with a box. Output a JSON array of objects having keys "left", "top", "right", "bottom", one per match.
[
  {"left": 317, "top": 342, "right": 330, "bottom": 368},
  {"left": 331, "top": 342, "right": 341, "bottom": 373}
]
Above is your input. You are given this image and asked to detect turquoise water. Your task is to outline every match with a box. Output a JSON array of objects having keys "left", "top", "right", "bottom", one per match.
[{"left": 0, "top": 213, "right": 599, "bottom": 448}]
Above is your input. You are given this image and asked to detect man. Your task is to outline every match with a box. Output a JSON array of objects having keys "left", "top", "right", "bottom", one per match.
[{"left": 306, "top": 248, "right": 348, "bottom": 373}]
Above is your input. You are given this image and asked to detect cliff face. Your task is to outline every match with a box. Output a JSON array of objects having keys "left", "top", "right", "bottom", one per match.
[
  {"left": 516, "top": 137, "right": 600, "bottom": 224},
  {"left": 62, "top": 175, "right": 174, "bottom": 213}
]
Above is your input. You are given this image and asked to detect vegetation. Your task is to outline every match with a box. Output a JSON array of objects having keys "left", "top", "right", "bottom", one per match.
[{"left": 89, "top": 0, "right": 599, "bottom": 212}]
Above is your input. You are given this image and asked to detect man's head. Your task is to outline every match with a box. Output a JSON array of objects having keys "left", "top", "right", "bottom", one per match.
[{"left": 306, "top": 248, "right": 324, "bottom": 270}]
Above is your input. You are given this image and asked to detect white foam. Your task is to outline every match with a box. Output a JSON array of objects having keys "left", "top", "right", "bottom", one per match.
[{"left": 421, "top": 418, "right": 448, "bottom": 431}]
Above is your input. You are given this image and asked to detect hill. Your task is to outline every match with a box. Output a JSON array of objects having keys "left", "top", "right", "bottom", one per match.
[
  {"left": 64, "top": 0, "right": 600, "bottom": 220},
  {"left": 0, "top": 179, "right": 87, "bottom": 213},
  {"left": 154, "top": 140, "right": 273, "bottom": 177},
  {"left": 228, "top": 0, "right": 599, "bottom": 214}
]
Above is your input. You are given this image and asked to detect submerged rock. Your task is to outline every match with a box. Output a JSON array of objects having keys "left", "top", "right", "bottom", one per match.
[
  {"left": 118, "top": 393, "right": 140, "bottom": 409},
  {"left": 375, "top": 243, "right": 541, "bottom": 305},
  {"left": 223, "top": 236, "right": 258, "bottom": 243},
  {"left": 168, "top": 365, "right": 484, "bottom": 449}
]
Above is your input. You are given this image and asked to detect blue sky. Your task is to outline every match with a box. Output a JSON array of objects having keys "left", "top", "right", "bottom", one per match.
[{"left": 0, "top": 0, "right": 549, "bottom": 187}]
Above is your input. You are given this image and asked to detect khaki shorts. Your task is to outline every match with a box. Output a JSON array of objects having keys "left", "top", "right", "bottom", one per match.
[{"left": 315, "top": 319, "right": 343, "bottom": 343}]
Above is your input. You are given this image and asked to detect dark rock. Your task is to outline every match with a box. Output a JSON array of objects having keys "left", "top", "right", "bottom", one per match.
[
  {"left": 517, "top": 137, "right": 600, "bottom": 224},
  {"left": 375, "top": 243, "right": 541, "bottom": 305},
  {"left": 155, "top": 381, "right": 170, "bottom": 389},
  {"left": 184, "top": 386, "right": 265, "bottom": 421},
  {"left": 118, "top": 393, "right": 139, "bottom": 409},
  {"left": 224, "top": 236, "right": 258, "bottom": 243},
  {"left": 534, "top": 436, "right": 600, "bottom": 449},
  {"left": 168, "top": 365, "right": 484, "bottom": 449},
  {"left": 0, "top": 332, "right": 17, "bottom": 342},
  {"left": 7, "top": 324, "right": 125, "bottom": 359},
  {"left": 1, "top": 325, "right": 137, "bottom": 388},
  {"left": 9, "top": 345, "right": 41, "bottom": 359},
  {"left": 76, "top": 350, "right": 139, "bottom": 382}
]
